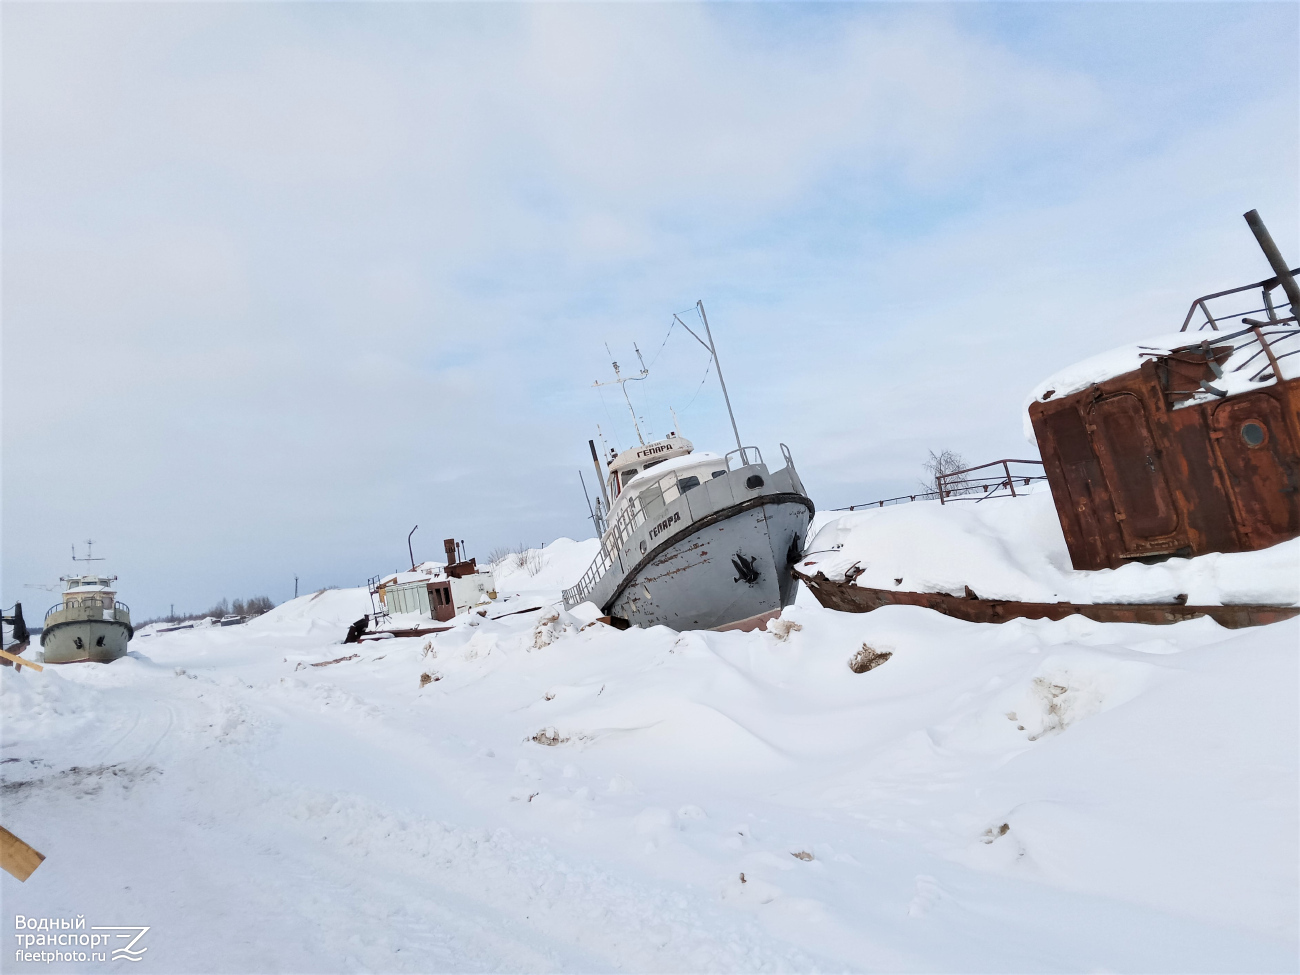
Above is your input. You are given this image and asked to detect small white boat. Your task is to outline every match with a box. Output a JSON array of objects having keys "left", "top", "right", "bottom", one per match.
[{"left": 41, "top": 574, "right": 133, "bottom": 664}]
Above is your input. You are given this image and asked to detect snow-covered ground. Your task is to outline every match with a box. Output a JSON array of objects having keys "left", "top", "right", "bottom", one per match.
[
  {"left": 804, "top": 488, "right": 1300, "bottom": 607},
  {"left": 3, "top": 537, "right": 1296, "bottom": 972}
]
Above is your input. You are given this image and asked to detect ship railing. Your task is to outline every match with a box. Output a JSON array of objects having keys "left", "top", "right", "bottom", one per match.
[
  {"left": 725, "top": 446, "right": 763, "bottom": 470},
  {"left": 45, "top": 597, "right": 130, "bottom": 622},
  {"left": 1181, "top": 267, "right": 1300, "bottom": 332},
  {"left": 564, "top": 493, "right": 652, "bottom": 607}
]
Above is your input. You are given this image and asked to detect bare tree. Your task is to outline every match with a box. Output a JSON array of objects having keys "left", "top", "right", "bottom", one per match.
[{"left": 920, "top": 449, "right": 968, "bottom": 495}]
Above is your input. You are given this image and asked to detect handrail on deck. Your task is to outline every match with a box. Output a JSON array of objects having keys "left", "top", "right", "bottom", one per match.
[{"left": 1182, "top": 266, "right": 1300, "bottom": 332}]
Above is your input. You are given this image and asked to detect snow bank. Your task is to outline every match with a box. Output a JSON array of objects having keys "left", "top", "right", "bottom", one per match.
[
  {"left": 490, "top": 536, "right": 602, "bottom": 594},
  {"left": 803, "top": 490, "right": 1300, "bottom": 606},
  {"left": 250, "top": 586, "right": 374, "bottom": 629}
]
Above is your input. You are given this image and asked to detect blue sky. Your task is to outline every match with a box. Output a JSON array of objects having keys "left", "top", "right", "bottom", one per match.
[{"left": 3, "top": 2, "right": 1296, "bottom": 617}]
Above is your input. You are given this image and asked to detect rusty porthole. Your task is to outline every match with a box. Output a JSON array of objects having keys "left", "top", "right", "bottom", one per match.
[{"left": 1240, "top": 421, "right": 1267, "bottom": 448}]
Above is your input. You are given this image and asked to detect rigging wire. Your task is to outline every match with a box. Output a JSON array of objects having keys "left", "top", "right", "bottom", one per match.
[
  {"left": 595, "top": 386, "right": 620, "bottom": 449},
  {"left": 648, "top": 306, "right": 708, "bottom": 368},
  {"left": 678, "top": 357, "right": 714, "bottom": 414},
  {"left": 646, "top": 318, "right": 676, "bottom": 368}
]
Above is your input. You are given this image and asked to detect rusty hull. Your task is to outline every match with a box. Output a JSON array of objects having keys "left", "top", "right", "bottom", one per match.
[
  {"left": 795, "top": 569, "right": 1298, "bottom": 629},
  {"left": 1029, "top": 351, "right": 1300, "bottom": 570}
]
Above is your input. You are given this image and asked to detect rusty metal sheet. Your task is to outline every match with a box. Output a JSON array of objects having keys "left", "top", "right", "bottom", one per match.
[
  {"left": 794, "top": 570, "right": 1298, "bottom": 630},
  {"left": 1030, "top": 357, "right": 1300, "bottom": 570}
]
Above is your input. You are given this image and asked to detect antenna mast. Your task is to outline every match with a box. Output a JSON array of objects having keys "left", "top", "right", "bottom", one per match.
[
  {"left": 593, "top": 344, "right": 650, "bottom": 446},
  {"left": 72, "top": 540, "right": 105, "bottom": 564}
]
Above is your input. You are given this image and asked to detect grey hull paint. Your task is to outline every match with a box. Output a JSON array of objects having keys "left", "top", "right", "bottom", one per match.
[
  {"left": 609, "top": 497, "right": 812, "bottom": 631},
  {"left": 40, "top": 619, "right": 131, "bottom": 664}
]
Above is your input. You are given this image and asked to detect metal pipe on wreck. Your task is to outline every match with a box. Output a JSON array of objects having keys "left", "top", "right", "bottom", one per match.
[{"left": 1244, "top": 209, "right": 1300, "bottom": 312}]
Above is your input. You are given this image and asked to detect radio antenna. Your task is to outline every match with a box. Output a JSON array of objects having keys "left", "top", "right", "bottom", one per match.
[
  {"left": 593, "top": 344, "right": 650, "bottom": 446},
  {"left": 72, "top": 540, "right": 105, "bottom": 564}
]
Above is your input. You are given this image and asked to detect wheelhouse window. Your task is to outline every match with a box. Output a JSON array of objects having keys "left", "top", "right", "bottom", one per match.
[{"left": 677, "top": 476, "right": 701, "bottom": 493}]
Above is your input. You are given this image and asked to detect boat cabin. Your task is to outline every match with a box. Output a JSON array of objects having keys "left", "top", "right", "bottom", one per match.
[
  {"left": 605, "top": 435, "right": 694, "bottom": 500},
  {"left": 60, "top": 574, "right": 119, "bottom": 609}
]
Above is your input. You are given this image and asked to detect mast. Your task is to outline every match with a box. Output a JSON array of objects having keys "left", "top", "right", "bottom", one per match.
[
  {"left": 673, "top": 301, "right": 744, "bottom": 454},
  {"left": 1244, "top": 209, "right": 1300, "bottom": 313},
  {"left": 578, "top": 470, "right": 603, "bottom": 536},
  {"left": 589, "top": 439, "right": 610, "bottom": 508}
]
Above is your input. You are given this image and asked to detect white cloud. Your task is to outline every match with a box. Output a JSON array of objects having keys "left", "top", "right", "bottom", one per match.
[{"left": 3, "top": 3, "right": 1295, "bottom": 612}]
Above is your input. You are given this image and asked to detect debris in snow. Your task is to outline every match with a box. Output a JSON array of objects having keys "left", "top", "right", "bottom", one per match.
[
  {"left": 791, "top": 850, "right": 814, "bottom": 861},
  {"left": 767, "top": 618, "right": 803, "bottom": 642},
  {"left": 532, "top": 612, "right": 564, "bottom": 649},
  {"left": 849, "top": 644, "right": 893, "bottom": 673},
  {"left": 531, "top": 726, "right": 568, "bottom": 746},
  {"left": 311, "top": 653, "right": 359, "bottom": 668},
  {"left": 982, "top": 823, "right": 1011, "bottom": 844}
]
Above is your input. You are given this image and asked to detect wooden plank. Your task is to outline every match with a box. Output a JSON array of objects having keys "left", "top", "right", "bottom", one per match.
[
  {"left": 0, "top": 826, "right": 45, "bottom": 881},
  {"left": 0, "top": 646, "right": 42, "bottom": 672}
]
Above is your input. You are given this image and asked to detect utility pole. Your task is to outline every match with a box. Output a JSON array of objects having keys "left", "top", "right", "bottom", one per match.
[
  {"left": 294, "top": 575, "right": 299, "bottom": 599},
  {"left": 408, "top": 526, "right": 419, "bottom": 571}
]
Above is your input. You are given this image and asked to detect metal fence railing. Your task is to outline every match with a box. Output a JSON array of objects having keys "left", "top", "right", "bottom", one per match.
[
  {"left": 833, "top": 459, "right": 1047, "bottom": 512},
  {"left": 937, "top": 459, "right": 1046, "bottom": 503}
]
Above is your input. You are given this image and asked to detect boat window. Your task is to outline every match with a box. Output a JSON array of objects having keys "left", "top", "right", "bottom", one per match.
[
  {"left": 621, "top": 469, "right": 638, "bottom": 487},
  {"left": 639, "top": 484, "right": 664, "bottom": 515},
  {"left": 711, "top": 470, "right": 726, "bottom": 479},
  {"left": 643, "top": 459, "right": 664, "bottom": 471},
  {"left": 677, "top": 476, "right": 701, "bottom": 493}
]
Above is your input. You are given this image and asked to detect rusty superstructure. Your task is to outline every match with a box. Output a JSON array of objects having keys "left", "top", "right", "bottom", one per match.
[{"left": 1029, "top": 211, "right": 1300, "bottom": 570}]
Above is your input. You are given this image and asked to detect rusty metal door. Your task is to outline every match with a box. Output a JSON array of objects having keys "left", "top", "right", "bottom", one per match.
[
  {"left": 1088, "top": 393, "right": 1181, "bottom": 552},
  {"left": 1209, "top": 394, "right": 1300, "bottom": 543},
  {"left": 429, "top": 583, "right": 455, "bottom": 622}
]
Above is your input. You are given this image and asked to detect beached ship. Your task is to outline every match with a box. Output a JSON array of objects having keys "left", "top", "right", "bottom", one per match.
[
  {"left": 562, "top": 302, "right": 814, "bottom": 631},
  {"left": 41, "top": 574, "right": 133, "bottom": 663}
]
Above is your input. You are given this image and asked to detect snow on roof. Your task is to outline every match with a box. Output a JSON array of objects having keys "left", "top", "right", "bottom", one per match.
[
  {"left": 624, "top": 450, "right": 724, "bottom": 487},
  {"left": 1023, "top": 324, "right": 1300, "bottom": 443}
]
